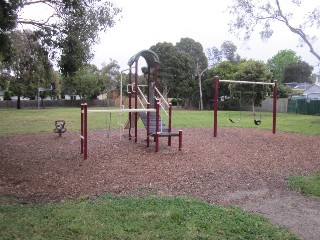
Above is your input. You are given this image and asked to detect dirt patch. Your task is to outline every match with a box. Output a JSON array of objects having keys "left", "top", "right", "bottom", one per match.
[{"left": 1, "top": 128, "right": 320, "bottom": 239}]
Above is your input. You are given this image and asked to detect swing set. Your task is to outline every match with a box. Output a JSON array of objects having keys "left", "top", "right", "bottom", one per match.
[
  {"left": 228, "top": 84, "right": 262, "bottom": 125},
  {"left": 213, "top": 76, "right": 277, "bottom": 137}
]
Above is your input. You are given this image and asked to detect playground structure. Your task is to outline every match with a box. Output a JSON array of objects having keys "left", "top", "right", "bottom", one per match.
[
  {"left": 213, "top": 76, "right": 277, "bottom": 137},
  {"left": 80, "top": 50, "right": 182, "bottom": 160}
]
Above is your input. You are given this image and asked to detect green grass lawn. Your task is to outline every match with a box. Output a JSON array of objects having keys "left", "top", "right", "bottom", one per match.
[
  {"left": 0, "top": 107, "right": 320, "bottom": 136},
  {"left": 0, "top": 195, "right": 297, "bottom": 240},
  {"left": 287, "top": 172, "right": 320, "bottom": 197},
  {"left": 1, "top": 107, "right": 319, "bottom": 239}
]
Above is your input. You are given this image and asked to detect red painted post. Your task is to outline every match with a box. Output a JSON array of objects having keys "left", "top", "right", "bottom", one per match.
[
  {"left": 168, "top": 103, "right": 172, "bottom": 146},
  {"left": 81, "top": 105, "right": 83, "bottom": 154},
  {"left": 178, "top": 130, "right": 182, "bottom": 151},
  {"left": 213, "top": 76, "right": 219, "bottom": 137},
  {"left": 128, "top": 68, "right": 132, "bottom": 140},
  {"left": 83, "top": 103, "right": 88, "bottom": 160},
  {"left": 147, "top": 103, "right": 150, "bottom": 148},
  {"left": 273, "top": 80, "right": 277, "bottom": 134},
  {"left": 155, "top": 99, "right": 159, "bottom": 152},
  {"left": 135, "top": 60, "right": 138, "bottom": 143},
  {"left": 147, "top": 66, "right": 151, "bottom": 103},
  {"left": 154, "top": 62, "right": 158, "bottom": 108}
]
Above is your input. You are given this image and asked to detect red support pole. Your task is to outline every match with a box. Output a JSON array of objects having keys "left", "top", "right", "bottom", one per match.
[
  {"left": 154, "top": 62, "right": 159, "bottom": 108},
  {"left": 168, "top": 103, "right": 172, "bottom": 146},
  {"left": 147, "top": 103, "right": 150, "bottom": 148},
  {"left": 128, "top": 68, "right": 132, "bottom": 140},
  {"left": 213, "top": 76, "right": 219, "bottom": 137},
  {"left": 155, "top": 99, "right": 159, "bottom": 152},
  {"left": 178, "top": 130, "right": 182, "bottom": 151},
  {"left": 147, "top": 66, "right": 151, "bottom": 103},
  {"left": 84, "top": 104, "right": 87, "bottom": 160},
  {"left": 135, "top": 60, "right": 138, "bottom": 143},
  {"left": 81, "top": 104, "right": 84, "bottom": 154},
  {"left": 80, "top": 103, "right": 88, "bottom": 160},
  {"left": 272, "top": 80, "right": 277, "bottom": 134}
]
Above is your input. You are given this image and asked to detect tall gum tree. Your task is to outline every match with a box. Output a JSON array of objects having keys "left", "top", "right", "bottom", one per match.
[
  {"left": 1, "top": 0, "right": 122, "bottom": 75},
  {"left": 4, "top": 30, "right": 54, "bottom": 109},
  {"left": 176, "top": 38, "right": 208, "bottom": 110}
]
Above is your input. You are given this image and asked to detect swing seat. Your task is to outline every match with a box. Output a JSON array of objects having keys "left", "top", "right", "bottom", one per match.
[
  {"left": 229, "top": 118, "right": 240, "bottom": 124},
  {"left": 254, "top": 119, "right": 261, "bottom": 125}
]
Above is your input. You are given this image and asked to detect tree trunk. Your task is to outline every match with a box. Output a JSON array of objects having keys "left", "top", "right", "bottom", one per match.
[
  {"left": 17, "top": 95, "right": 21, "bottom": 109},
  {"left": 163, "top": 85, "right": 168, "bottom": 101},
  {"left": 184, "top": 98, "right": 190, "bottom": 109}
]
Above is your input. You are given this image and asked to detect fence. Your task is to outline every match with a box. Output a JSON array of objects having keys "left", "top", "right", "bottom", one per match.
[
  {"left": 256, "top": 98, "right": 288, "bottom": 113},
  {"left": 241, "top": 98, "right": 288, "bottom": 113},
  {"left": 287, "top": 99, "right": 320, "bottom": 115},
  {"left": 0, "top": 99, "right": 116, "bottom": 109}
]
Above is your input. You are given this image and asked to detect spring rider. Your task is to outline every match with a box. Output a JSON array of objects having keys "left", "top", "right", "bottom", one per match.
[{"left": 53, "top": 120, "right": 67, "bottom": 136}]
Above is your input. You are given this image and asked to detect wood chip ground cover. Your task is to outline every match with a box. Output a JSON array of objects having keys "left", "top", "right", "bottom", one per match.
[{"left": 0, "top": 128, "right": 320, "bottom": 239}]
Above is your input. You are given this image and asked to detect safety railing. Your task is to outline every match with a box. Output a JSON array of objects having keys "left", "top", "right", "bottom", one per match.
[
  {"left": 154, "top": 86, "right": 173, "bottom": 140},
  {"left": 137, "top": 86, "right": 149, "bottom": 109}
]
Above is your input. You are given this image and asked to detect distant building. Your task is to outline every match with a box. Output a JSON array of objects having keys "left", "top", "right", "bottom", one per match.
[
  {"left": 302, "top": 85, "right": 320, "bottom": 100},
  {"left": 285, "top": 82, "right": 313, "bottom": 91},
  {"left": 315, "top": 76, "right": 320, "bottom": 86}
]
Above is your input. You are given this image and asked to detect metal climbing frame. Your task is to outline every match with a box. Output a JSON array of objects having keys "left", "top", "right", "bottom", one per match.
[
  {"left": 127, "top": 50, "right": 182, "bottom": 152},
  {"left": 80, "top": 50, "right": 183, "bottom": 160}
]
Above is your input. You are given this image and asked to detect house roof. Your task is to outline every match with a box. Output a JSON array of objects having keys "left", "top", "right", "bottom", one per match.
[
  {"left": 303, "top": 85, "right": 320, "bottom": 96},
  {"left": 285, "top": 82, "right": 312, "bottom": 90}
]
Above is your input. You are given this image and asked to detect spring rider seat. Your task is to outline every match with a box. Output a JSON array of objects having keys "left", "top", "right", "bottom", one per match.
[{"left": 53, "top": 120, "right": 67, "bottom": 136}]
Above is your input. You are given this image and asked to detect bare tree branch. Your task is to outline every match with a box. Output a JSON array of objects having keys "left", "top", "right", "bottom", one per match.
[
  {"left": 17, "top": 13, "right": 59, "bottom": 29},
  {"left": 228, "top": 0, "right": 320, "bottom": 63}
]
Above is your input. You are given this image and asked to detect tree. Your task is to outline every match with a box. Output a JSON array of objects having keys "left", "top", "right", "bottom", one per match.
[
  {"left": 150, "top": 42, "right": 180, "bottom": 99},
  {"left": 63, "top": 64, "right": 102, "bottom": 100},
  {"left": 0, "top": 0, "right": 19, "bottom": 60},
  {"left": 228, "top": 0, "right": 320, "bottom": 63},
  {"left": 233, "top": 60, "right": 272, "bottom": 109},
  {"left": 100, "top": 59, "right": 121, "bottom": 95},
  {"left": 150, "top": 42, "right": 194, "bottom": 108},
  {"left": 284, "top": 61, "right": 313, "bottom": 83},
  {"left": 206, "top": 40, "right": 241, "bottom": 68},
  {"left": 203, "top": 61, "right": 240, "bottom": 108},
  {"left": 205, "top": 46, "right": 222, "bottom": 68},
  {"left": 168, "top": 52, "right": 195, "bottom": 108},
  {"left": 3, "top": 30, "right": 54, "bottom": 109},
  {"left": 1, "top": 0, "right": 122, "bottom": 75},
  {"left": 220, "top": 41, "right": 241, "bottom": 65},
  {"left": 267, "top": 49, "right": 301, "bottom": 84},
  {"left": 176, "top": 37, "right": 208, "bottom": 110}
]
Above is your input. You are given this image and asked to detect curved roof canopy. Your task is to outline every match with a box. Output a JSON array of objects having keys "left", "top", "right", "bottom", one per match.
[{"left": 127, "top": 49, "right": 159, "bottom": 68}]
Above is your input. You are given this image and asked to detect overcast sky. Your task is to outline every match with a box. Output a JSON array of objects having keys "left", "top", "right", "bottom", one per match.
[
  {"left": 22, "top": 0, "right": 319, "bottom": 72},
  {"left": 91, "top": 0, "right": 319, "bottom": 73}
]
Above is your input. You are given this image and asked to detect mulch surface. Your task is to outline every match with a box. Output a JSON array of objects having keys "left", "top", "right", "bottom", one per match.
[
  {"left": 1, "top": 128, "right": 319, "bottom": 204},
  {"left": 1, "top": 128, "right": 320, "bottom": 238}
]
